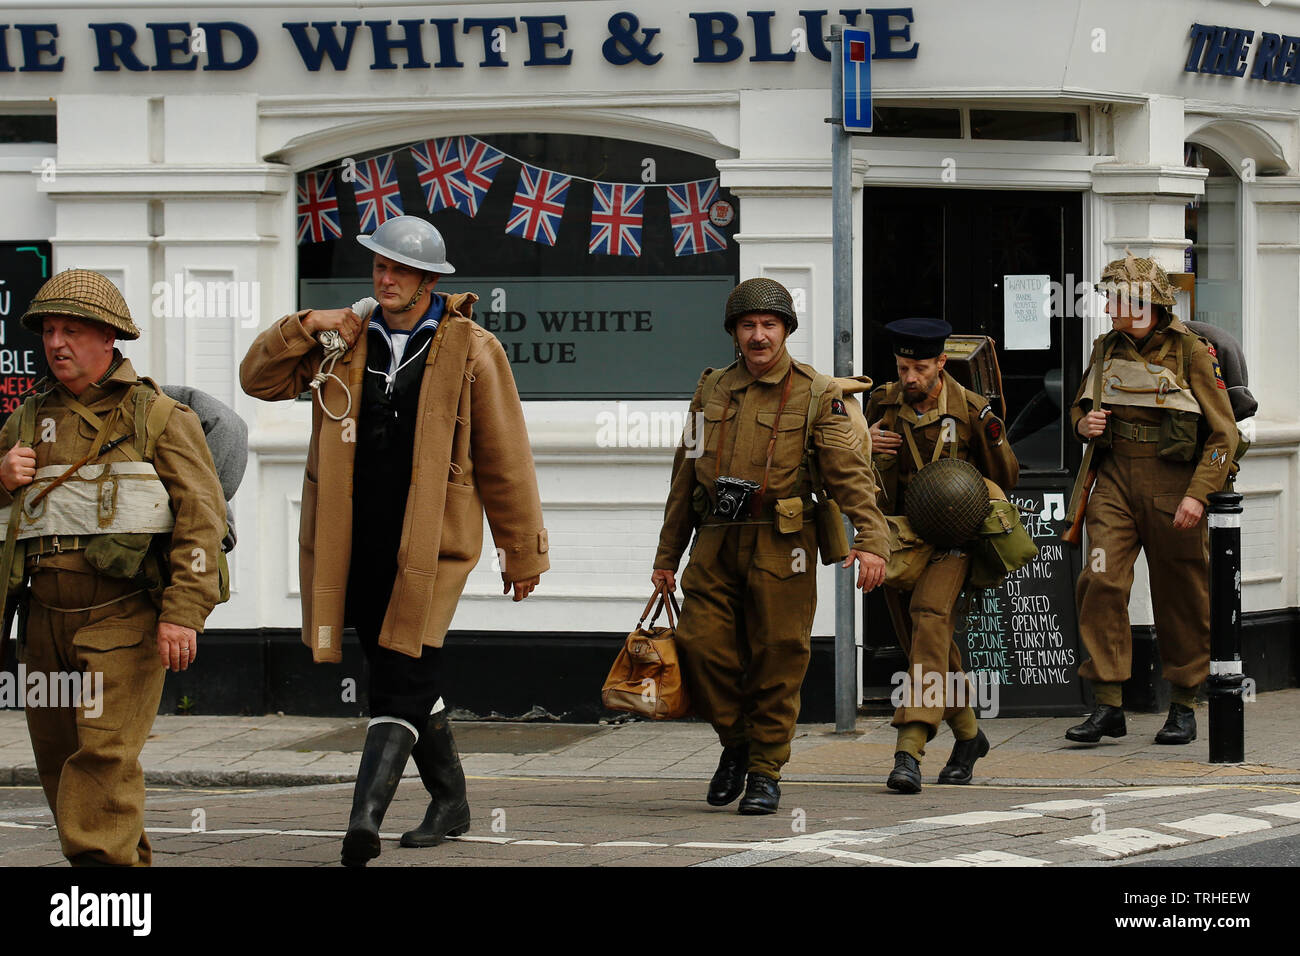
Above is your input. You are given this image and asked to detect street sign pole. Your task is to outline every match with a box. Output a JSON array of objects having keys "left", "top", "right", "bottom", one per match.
[{"left": 830, "top": 24, "right": 856, "bottom": 733}]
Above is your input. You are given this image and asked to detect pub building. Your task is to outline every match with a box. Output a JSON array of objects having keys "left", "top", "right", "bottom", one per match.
[{"left": 0, "top": 0, "right": 1294, "bottom": 719}]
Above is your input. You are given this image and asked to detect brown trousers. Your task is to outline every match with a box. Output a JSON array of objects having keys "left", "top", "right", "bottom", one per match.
[
  {"left": 1076, "top": 445, "right": 1211, "bottom": 689},
  {"left": 21, "top": 559, "right": 164, "bottom": 866},
  {"left": 675, "top": 522, "right": 818, "bottom": 778},
  {"left": 885, "top": 550, "right": 974, "bottom": 735}
]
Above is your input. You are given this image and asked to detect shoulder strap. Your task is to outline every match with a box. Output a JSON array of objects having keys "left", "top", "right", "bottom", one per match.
[
  {"left": 801, "top": 372, "right": 833, "bottom": 493},
  {"left": 17, "top": 394, "right": 39, "bottom": 447},
  {"left": 130, "top": 378, "right": 179, "bottom": 462},
  {"left": 699, "top": 365, "right": 730, "bottom": 408}
]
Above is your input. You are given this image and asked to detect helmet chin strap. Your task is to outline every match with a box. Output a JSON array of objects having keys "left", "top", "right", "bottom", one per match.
[{"left": 397, "top": 280, "right": 429, "bottom": 314}]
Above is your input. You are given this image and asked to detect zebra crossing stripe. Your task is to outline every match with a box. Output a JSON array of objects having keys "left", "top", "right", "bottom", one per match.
[
  {"left": 1161, "top": 813, "right": 1273, "bottom": 837},
  {"left": 1060, "top": 827, "right": 1187, "bottom": 858}
]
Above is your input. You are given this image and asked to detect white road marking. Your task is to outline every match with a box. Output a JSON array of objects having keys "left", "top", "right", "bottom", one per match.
[
  {"left": 510, "top": 840, "right": 585, "bottom": 847},
  {"left": 1013, "top": 799, "right": 1105, "bottom": 811},
  {"left": 1101, "top": 786, "right": 1223, "bottom": 802},
  {"left": 905, "top": 810, "right": 1041, "bottom": 828},
  {"left": 1060, "top": 828, "right": 1188, "bottom": 858},
  {"left": 595, "top": 841, "right": 670, "bottom": 847},
  {"left": 1249, "top": 801, "right": 1300, "bottom": 820},
  {"left": 922, "top": 850, "right": 1050, "bottom": 867},
  {"left": 1162, "top": 813, "right": 1273, "bottom": 837},
  {"left": 814, "top": 847, "right": 914, "bottom": 866}
]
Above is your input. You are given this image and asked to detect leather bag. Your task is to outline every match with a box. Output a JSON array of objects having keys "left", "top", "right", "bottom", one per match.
[{"left": 601, "top": 584, "right": 691, "bottom": 720}]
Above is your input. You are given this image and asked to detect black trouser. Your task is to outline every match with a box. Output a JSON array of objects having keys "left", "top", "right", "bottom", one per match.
[{"left": 346, "top": 555, "right": 442, "bottom": 730}]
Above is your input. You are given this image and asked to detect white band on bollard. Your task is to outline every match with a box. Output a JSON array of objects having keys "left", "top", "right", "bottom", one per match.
[
  {"left": 1210, "top": 660, "right": 1244, "bottom": 676},
  {"left": 1208, "top": 513, "right": 1241, "bottom": 528}
]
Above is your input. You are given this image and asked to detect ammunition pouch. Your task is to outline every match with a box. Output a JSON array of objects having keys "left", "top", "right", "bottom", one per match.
[
  {"left": 84, "top": 532, "right": 156, "bottom": 584},
  {"left": 690, "top": 484, "right": 710, "bottom": 523},
  {"left": 1157, "top": 409, "right": 1201, "bottom": 463},
  {"left": 774, "top": 496, "right": 804, "bottom": 535},
  {"left": 968, "top": 500, "right": 1039, "bottom": 590},
  {"left": 883, "top": 514, "right": 934, "bottom": 591}
]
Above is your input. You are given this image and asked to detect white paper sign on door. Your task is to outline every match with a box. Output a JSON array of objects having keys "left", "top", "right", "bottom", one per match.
[{"left": 1003, "top": 274, "right": 1051, "bottom": 351}]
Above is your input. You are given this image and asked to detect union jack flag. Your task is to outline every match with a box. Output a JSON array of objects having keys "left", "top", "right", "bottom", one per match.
[
  {"left": 410, "top": 137, "right": 465, "bottom": 213},
  {"left": 353, "top": 153, "right": 404, "bottom": 233},
  {"left": 456, "top": 136, "right": 505, "bottom": 216},
  {"left": 296, "top": 169, "right": 342, "bottom": 245},
  {"left": 667, "top": 177, "right": 728, "bottom": 256},
  {"left": 588, "top": 182, "right": 645, "bottom": 257},
  {"left": 505, "top": 164, "right": 571, "bottom": 246}
]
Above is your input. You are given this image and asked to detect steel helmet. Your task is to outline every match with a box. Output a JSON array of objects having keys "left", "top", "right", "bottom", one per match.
[
  {"left": 1095, "top": 248, "right": 1177, "bottom": 307},
  {"left": 21, "top": 268, "right": 141, "bottom": 340},
  {"left": 904, "top": 459, "right": 991, "bottom": 549},
  {"left": 357, "top": 215, "right": 456, "bottom": 274},
  {"left": 724, "top": 277, "right": 797, "bottom": 334}
]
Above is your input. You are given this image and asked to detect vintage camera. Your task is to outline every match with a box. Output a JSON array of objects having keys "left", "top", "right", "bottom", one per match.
[{"left": 713, "top": 476, "right": 761, "bottom": 520}]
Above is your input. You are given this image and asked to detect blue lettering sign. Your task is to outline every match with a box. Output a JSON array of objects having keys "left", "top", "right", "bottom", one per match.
[
  {"left": 462, "top": 17, "right": 517, "bottom": 68},
  {"left": 146, "top": 21, "right": 198, "bottom": 71},
  {"left": 521, "top": 15, "right": 572, "bottom": 66},
  {"left": 16, "top": 24, "right": 62, "bottom": 72},
  {"left": 691, "top": 12, "right": 744, "bottom": 63},
  {"left": 283, "top": 21, "right": 362, "bottom": 72},
  {"left": 365, "top": 19, "right": 431, "bottom": 70},
  {"left": 198, "top": 22, "right": 258, "bottom": 71}
]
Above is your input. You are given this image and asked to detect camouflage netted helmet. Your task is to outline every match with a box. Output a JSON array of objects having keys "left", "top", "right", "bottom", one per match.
[
  {"left": 1095, "top": 248, "right": 1177, "bottom": 307},
  {"left": 21, "top": 269, "right": 141, "bottom": 340},
  {"left": 724, "top": 277, "right": 798, "bottom": 334},
  {"left": 905, "top": 459, "right": 991, "bottom": 549}
]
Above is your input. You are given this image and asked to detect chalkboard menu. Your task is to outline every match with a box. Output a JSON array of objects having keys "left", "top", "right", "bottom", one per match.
[
  {"left": 0, "top": 242, "right": 52, "bottom": 417},
  {"left": 956, "top": 482, "right": 1089, "bottom": 716}
]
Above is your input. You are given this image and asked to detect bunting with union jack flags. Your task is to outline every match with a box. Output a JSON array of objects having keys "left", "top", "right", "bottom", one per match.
[
  {"left": 588, "top": 182, "right": 645, "bottom": 257},
  {"left": 506, "top": 164, "right": 572, "bottom": 246},
  {"left": 410, "top": 137, "right": 466, "bottom": 214},
  {"left": 295, "top": 136, "right": 735, "bottom": 256},
  {"left": 667, "top": 177, "right": 727, "bottom": 256},
  {"left": 456, "top": 136, "right": 505, "bottom": 216},
  {"left": 296, "top": 169, "right": 342, "bottom": 245},
  {"left": 353, "top": 153, "right": 404, "bottom": 233}
]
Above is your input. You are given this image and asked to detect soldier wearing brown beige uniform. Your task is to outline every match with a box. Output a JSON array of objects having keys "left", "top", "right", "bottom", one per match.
[
  {"left": 1066, "top": 252, "right": 1238, "bottom": 746},
  {"left": 652, "top": 278, "right": 890, "bottom": 815},
  {"left": 0, "top": 270, "right": 226, "bottom": 866},
  {"left": 867, "top": 318, "right": 1019, "bottom": 793}
]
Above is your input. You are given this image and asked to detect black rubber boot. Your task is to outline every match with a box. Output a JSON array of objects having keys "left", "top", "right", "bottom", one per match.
[
  {"left": 341, "top": 719, "right": 417, "bottom": 867},
  {"left": 400, "top": 711, "right": 472, "bottom": 848}
]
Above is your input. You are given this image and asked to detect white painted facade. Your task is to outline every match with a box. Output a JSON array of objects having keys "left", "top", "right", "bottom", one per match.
[{"left": 0, "top": 0, "right": 1295, "bottom": 672}]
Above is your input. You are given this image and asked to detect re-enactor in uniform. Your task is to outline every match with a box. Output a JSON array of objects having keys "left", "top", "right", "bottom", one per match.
[
  {"left": 241, "top": 216, "right": 549, "bottom": 866},
  {"left": 867, "top": 319, "right": 1019, "bottom": 793},
  {"left": 0, "top": 270, "right": 226, "bottom": 866},
  {"left": 652, "top": 278, "right": 889, "bottom": 815},
  {"left": 1066, "top": 251, "right": 1238, "bottom": 746}
]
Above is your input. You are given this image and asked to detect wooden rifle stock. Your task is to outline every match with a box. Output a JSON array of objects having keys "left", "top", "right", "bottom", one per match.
[{"left": 1062, "top": 467, "right": 1097, "bottom": 545}]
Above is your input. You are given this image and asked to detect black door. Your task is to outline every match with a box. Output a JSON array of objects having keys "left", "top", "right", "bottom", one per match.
[{"left": 861, "top": 188, "right": 1088, "bottom": 715}]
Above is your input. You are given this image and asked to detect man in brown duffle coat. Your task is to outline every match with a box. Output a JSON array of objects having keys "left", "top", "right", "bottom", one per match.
[
  {"left": 0, "top": 269, "right": 225, "bottom": 866},
  {"left": 1067, "top": 251, "right": 1238, "bottom": 747},
  {"left": 867, "top": 318, "right": 1018, "bottom": 793},
  {"left": 241, "top": 215, "right": 549, "bottom": 866},
  {"left": 652, "top": 277, "right": 889, "bottom": 815}
]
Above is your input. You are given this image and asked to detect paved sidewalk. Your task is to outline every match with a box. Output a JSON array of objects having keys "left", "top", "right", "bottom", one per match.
[{"left": 0, "top": 688, "right": 1296, "bottom": 788}]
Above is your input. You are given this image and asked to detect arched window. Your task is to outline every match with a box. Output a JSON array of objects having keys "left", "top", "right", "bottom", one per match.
[
  {"left": 296, "top": 132, "right": 739, "bottom": 399},
  {"left": 1184, "top": 143, "right": 1242, "bottom": 343}
]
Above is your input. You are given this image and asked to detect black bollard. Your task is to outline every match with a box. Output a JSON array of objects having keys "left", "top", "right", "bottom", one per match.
[{"left": 1207, "top": 491, "right": 1245, "bottom": 763}]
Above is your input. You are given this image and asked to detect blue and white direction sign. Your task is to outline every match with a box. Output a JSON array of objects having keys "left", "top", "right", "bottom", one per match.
[{"left": 841, "top": 27, "right": 873, "bottom": 133}]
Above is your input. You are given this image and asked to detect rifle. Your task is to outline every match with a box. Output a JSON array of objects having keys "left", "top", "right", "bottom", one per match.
[{"left": 1062, "top": 465, "right": 1097, "bottom": 546}]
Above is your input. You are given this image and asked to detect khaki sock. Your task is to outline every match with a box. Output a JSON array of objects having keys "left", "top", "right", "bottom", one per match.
[
  {"left": 947, "top": 707, "right": 979, "bottom": 742},
  {"left": 895, "top": 723, "right": 929, "bottom": 760},
  {"left": 1170, "top": 685, "right": 1198, "bottom": 708},
  {"left": 1092, "top": 681, "right": 1123, "bottom": 708}
]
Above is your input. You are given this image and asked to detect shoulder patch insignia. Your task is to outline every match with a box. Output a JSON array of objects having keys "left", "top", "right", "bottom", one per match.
[
  {"left": 977, "top": 404, "right": 991, "bottom": 421},
  {"left": 831, "top": 398, "right": 847, "bottom": 416},
  {"left": 985, "top": 417, "right": 1003, "bottom": 443},
  {"left": 1212, "top": 357, "right": 1226, "bottom": 389},
  {"left": 1206, "top": 345, "right": 1218, "bottom": 358}
]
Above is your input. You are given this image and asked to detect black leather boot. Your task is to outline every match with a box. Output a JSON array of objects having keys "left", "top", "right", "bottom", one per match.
[
  {"left": 1065, "top": 704, "right": 1127, "bottom": 743},
  {"left": 737, "top": 773, "right": 780, "bottom": 814},
  {"left": 936, "top": 729, "right": 990, "bottom": 785},
  {"left": 400, "top": 711, "right": 472, "bottom": 847},
  {"left": 1154, "top": 703, "right": 1197, "bottom": 745},
  {"left": 341, "top": 719, "right": 417, "bottom": 867},
  {"left": 706, "top": 743, "right": 749, "bottom": 806},
  {"left": 887, "top": 752, "right": 922, "bottom": 794}
]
